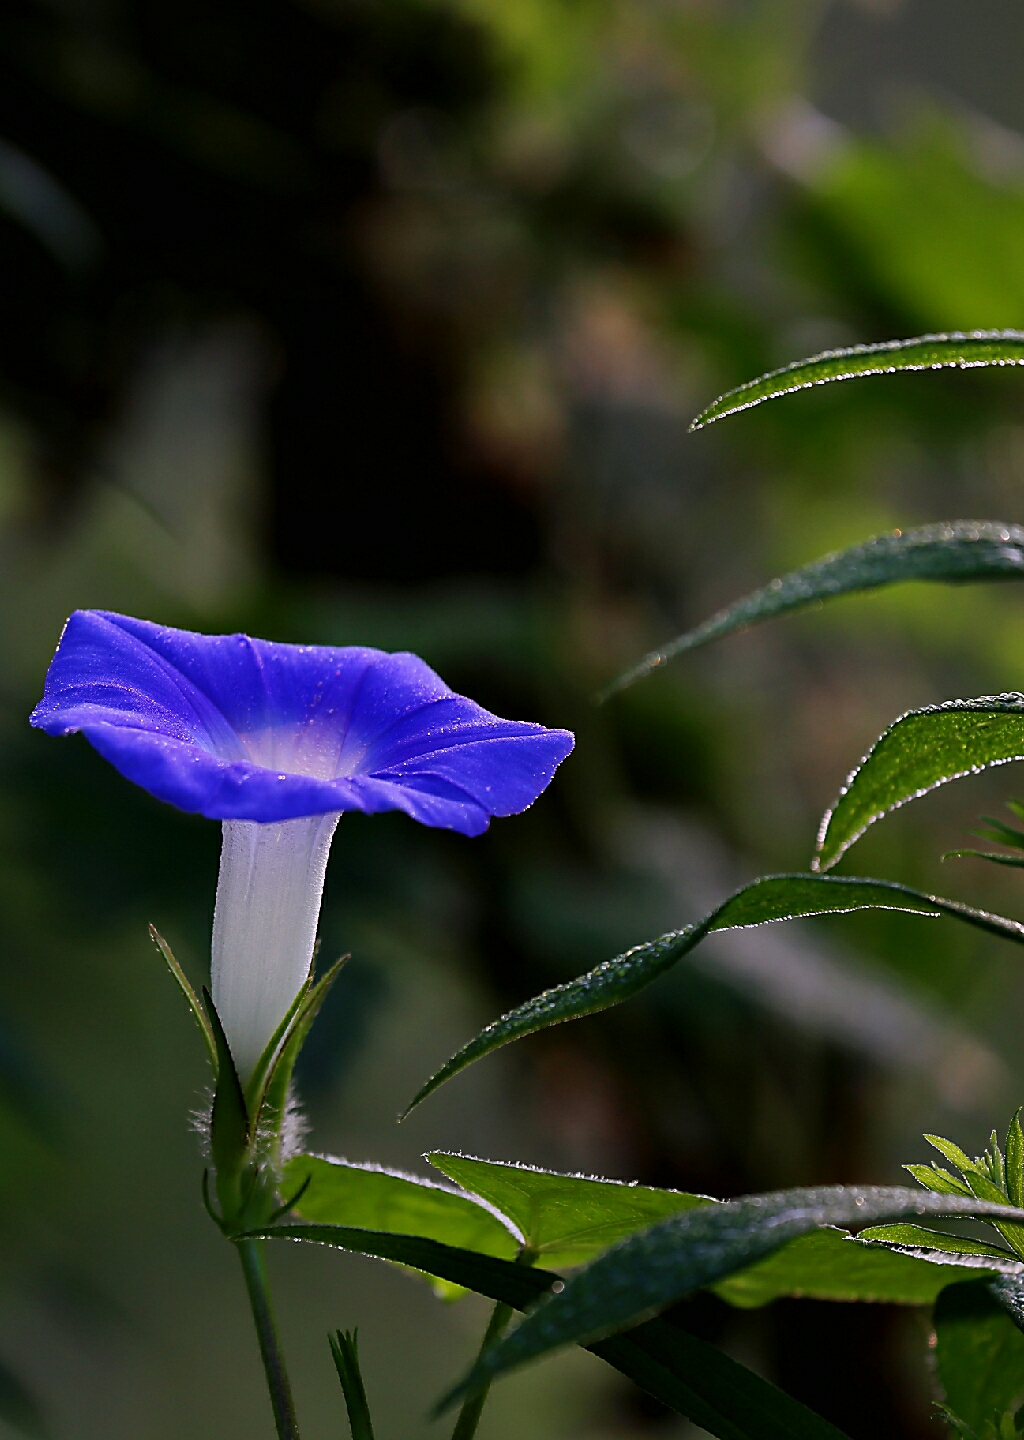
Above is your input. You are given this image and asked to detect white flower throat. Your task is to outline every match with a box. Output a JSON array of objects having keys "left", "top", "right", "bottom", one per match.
[{"left": 211, "top": 812, "right": 340, "bottom": 1080}]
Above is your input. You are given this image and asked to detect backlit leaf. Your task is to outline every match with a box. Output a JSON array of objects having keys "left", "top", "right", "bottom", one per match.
[
  {"left": 690, "top": 332, "right": 1024, "bottom": 431},
  {"left": 444, "top": 1187, "right": 1024, "bottom": 1402},
  {"left": 601, "top": 523, "right": 1024, "bottom": 699},
  {"left": 713, "top": 1226, "right": 988, "bottom": 1308},
  {"left": 427, "top": 1153, "right": 709, "bottom": 1268},
  {"left": 282, "top": 1153, "right": 519, "bottom": 1298},
  {"left": 815, "top": 697, "right": 1024, "bottom": 871},
  {"left": 405, "top": 875, "right": 1024, "bottom": 1114}
]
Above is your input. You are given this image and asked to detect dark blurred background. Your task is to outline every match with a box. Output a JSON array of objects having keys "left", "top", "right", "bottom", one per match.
[{"left": 2, "top": 1, "right": 1024, "bottom": 1436}]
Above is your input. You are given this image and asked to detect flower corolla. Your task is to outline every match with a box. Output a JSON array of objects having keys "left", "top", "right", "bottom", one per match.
[{"left": 31, "top": 611, "right": 574, "bottom": 1076}]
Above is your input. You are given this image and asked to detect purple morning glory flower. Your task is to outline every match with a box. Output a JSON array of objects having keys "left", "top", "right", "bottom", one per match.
[{"left": 31, "top": 610, "right": 574, "bottom": 1076}]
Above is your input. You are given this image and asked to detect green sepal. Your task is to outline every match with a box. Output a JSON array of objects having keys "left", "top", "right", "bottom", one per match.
[
  {"left": 689, "top": 331, "right": 1024, "bottom": 431},
  {"left": 254, "top": 957, "right": 345, "bottom": 1170},
  {"left": 599, "top": 522, "right": 1024, "bottom": 700},
  {"left": 203, "top": 986, "right": 251, "bottom": 1223},
  {"left": 330, "top": 1330, "right": 376, "bottom": 1440},
  {"left": 150, "top": 926, "right": 217, "bottom": 1073},
  {"left": 243, "top": 977, "right": 314, "bottom": 1119}
]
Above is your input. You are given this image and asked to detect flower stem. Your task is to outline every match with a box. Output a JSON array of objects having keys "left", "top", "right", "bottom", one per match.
[
  {"left": 449, "top": 1300, "right": 513, "bottom": 1440},
  {"left": 237, "top": 1237, "right": 302, "bottom": 1440}
]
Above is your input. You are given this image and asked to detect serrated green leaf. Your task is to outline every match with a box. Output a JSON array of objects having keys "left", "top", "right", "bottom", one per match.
[
  {"left": 927, "top": 1135, "right": 984, "bottom": 1179},
  {"left": 815, "top": 697, "right": 1024, "bottom": 871},
  {"left": 405, "top": 874, "right": 1024, "bottom": 1115},
  {"left": 600, "top": 523, "right": 1024, "bottom": 699},
  {"left": 937, "top": 1280, "right": 1024, "bottom": 1435},
  {"left": 689, "top": 332, "right": 1024, "bottom": 432},
  {"left": 713, "top": 1226, "right": 983, "bottom": 1308},
  {"left": 906, "top": 1164, "right": 973, "bottom": 1197},
  {"left": 860, "top": 1224, "right": 1017, "bottom": 1263},
  {"left": 444, "top": 1187, "right": 1024, "bottom": 1403},
  {"left": 255, "top": 1221, "right": 848, "bottom": 1440},
  {"left": 427, "top": 1153, "right": 709, "bottom": 1268}
]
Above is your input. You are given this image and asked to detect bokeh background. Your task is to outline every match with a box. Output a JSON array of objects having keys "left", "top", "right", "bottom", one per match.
[{"left": 3, "top": 1, "right": 1024, "bottom": 1436}]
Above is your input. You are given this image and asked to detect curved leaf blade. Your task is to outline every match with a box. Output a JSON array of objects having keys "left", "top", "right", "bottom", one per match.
[
  {"left": 282, "top": 1152, "right": 519, "bottom": 1299},
  {"left": 256, "top": 1222, "right": 849, "bottom": 1440},
  {"left": 427, "top": 1152, "right": 710, "bottom": 1267},
  {"left": 712, "top": 1225, "right": 998, "bottom": 1309},
  {"left": 404, "top": 874, "right": 1024, "bottom": 1115},
  {"left": 445, "top": 1188, "right": 1024, "bottom": 1403},
  {"left": 816, "top": 696, "right": 1024, "bottom": 871},
  {"left": 690, "top": 331, "right": 1024, "bottom": 432},
  {"left": 601, "top": 522, "right": 1024, "bottom": 698}
]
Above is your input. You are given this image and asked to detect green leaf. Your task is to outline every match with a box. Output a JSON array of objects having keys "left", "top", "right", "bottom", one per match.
[
  {"left": 926, "top": 1135, "right": 986, "bottom": 1179},
  {"left": 976, "top": 816, "right": 1024, "bottom": 851},
  {"left": 443, "top": 1187, "right": 1024, "bottom": 1402},
  {"left": 427, "top": 1153, "right": 710, "bottom": 1268},
  {"left": 937, "top": 1280, "right": 1024, "bottom": 1435},
  {"left": 282, "top": 1153, "right": 519, "bottom": 1296},
  {"left": 713, "top": 1226, "right": 988, "bottom": 1308},
  {"left": 946, "top": 851, "right": 1024, "bottom": 870},
  {"left": 149, "top": 925, "right": 217, "bottom": 1073},
  {"left": 815, "top": 697, "right": 1024, "bottom": 871},
  {"left": 404, "top": 874, "right": 1024, "bottom": 1115},
  {"left": 330, "top": 1330, "right": 376, "bottom": 1440},
  {"left": 905, "top": 1164, "right": 973, "bottom": 1197},
  {"left": 689, "top": 332, "right": 1024, "bottom": 432},
  {"left": 255, "top": 1222, "right": 848, "bottom": 1440},
  {"left": 600, "top": 523, "right": 1024, "bottom": 699},
  {"left": 858, "top": 1224, "right": 1019, "bottom": 1268}
]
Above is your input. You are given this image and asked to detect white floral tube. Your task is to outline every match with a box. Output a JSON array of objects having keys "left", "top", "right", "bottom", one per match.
[{"left": 211, "top": 812, "right": 340, "bottom": 1080}]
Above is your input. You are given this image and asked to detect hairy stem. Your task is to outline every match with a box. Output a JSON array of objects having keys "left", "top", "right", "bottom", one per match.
[
  {"left": 449, "top": 1300, "right": 513, "bottom": 1440},
  {"left": 237, "top": 1237, "right": 302, "bottom": 1440}
]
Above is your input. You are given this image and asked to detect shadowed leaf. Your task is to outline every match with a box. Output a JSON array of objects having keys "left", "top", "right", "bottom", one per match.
[
  {"left": 405, "top": 875, "right": 1024, "bottom": 1115},
  {"left": 255, "top": 1221, "right": 849, "bottom": 1439},
  {"left": 690, "top": 332, "right": 1024, "bottom": 431},
  {"left": 442, "top": 1188, "right": 1024, "bottom": 1404},
  {"left": 936, "top": 1280, "right": 1024, "bottom": 1435},
  {"left": 601, "top": 523, "right": 1024, "bottom": 698}
]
